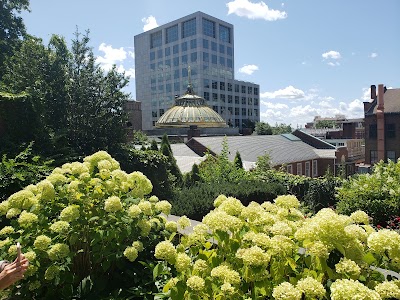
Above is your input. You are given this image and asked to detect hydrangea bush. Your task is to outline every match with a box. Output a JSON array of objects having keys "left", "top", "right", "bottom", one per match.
[
  {"left": 0, "top": 151, "right": 174, "bottom": 299},
  {"left": 154, "top": 195, "right": 400, "bottom": 299}
]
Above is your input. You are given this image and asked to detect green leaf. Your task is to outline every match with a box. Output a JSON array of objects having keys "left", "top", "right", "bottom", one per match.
[
  {"left": 153, "top": 262, "right": 163, "bottom": 280},
  {"left": 363, "top": 252, "right": 376, "bottom": 264}
]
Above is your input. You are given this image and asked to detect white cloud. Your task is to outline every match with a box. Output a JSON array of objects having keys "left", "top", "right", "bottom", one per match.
[
  {"left": 238, "top": 64, "right": 259, "bottom": 75},
  {"left": 128, "top": 51, "right": 135, "bottom": 59},
  {"left": 318, "top": 101, "right": 332, "bottom": 108},
  {"left": 369, "top": 52, "right": 378, "bottom": 58},
  {"left": 226, "top": 0, "right": 287, "bottom": 21},
  {"left": 142, "top": 15, "right": 159, "bottom": 32},
  {"left": 260, "top": 85, "right": 305, "bottom": 99},
  {"left": 322, "top": 50, "right": 341, "bottom": 60},
  {"left": 260, "top": 101, "right": 289, "bottom": 109},
  {"left": 327, "top": 61, "right": 340, "bottom": 67},
  {"left": 96, "top": 43, "right": 127, "bottom": 71},
  {"left": 362, "top": 87, "right": 372, "bottom": 101}
]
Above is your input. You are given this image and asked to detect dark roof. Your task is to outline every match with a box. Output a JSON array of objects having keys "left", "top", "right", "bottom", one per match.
[
  {"left": 366, "top": 88, "right": 400, "bottom": 115},
  {"left": 189, "top": 134, "right": 336, "bottom": 166}
]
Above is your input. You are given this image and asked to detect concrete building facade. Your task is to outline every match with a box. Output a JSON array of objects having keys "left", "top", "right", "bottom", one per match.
[{"left": 134, "top": 11, "right": 260, "bottom": 131}]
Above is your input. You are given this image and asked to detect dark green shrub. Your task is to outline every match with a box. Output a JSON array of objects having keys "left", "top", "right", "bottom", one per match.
[
  {"left": 336, "top": 160, "right": 400, "bottom": 226},
  {"left": 171, "top": 179, "right": 286, "bottom": 221}
]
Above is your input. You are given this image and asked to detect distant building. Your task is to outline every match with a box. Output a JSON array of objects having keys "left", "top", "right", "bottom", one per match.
[
  {"left": 186, "top": 130, "right": 354, "bottom": 177},
  {"left": 134, "top": 11, "right": 260, "bottom": 131},
  {"left": 124, "top": 100, "right": 142, "bottom": 140},
  {"left": 364, "top": 84, "right": 400, "bottom": 167},
  {"left": 305, "top": 115, "right": 364, "bottom": 139}
]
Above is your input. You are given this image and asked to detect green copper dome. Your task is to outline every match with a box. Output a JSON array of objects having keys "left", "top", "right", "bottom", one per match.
[{"left": 156, "top": 82, "right": 228, "bottom": 128}]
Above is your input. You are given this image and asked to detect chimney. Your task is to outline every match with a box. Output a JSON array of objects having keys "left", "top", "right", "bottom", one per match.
[
  {"left": 370, "top": 85, "right": 376, "bottom": 100},
  {"left": 376, "top": 84, "right": 385, "bottom": 162}
]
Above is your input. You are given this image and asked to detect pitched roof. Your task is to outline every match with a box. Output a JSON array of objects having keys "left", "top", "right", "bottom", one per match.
[
  {"left": 189, "top": 134, "right": 336, "bottom": 166},
  {"left": 366, "top": 88, "right": 400, "bottom": 115}
]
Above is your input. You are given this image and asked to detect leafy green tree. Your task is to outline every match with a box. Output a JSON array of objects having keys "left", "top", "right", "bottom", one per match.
[
  {"left": 234, "top": 150, "right": 243, "bottom": 169},
  {"left": 272, "top": 123, "right": 292, "bottom": 135},
  {"left": 67, "top": 30, "right": 129, "bottom": 155},
  {"left": 0, "top": 0, "right": 30, "bottom": 79},
  {"left": 315, "top": 120, "right": 336, "bottom": 129},
  {"left": 255, "top": 152, "right": 272, "bottom": 172},
  {"left": 255, "top": 121, "right": 273, "bottom": 135},
  {"left": 150, "top": 139, "right": 158, "bottom": 151},
  {"left": 132, "top": 130, "right": 149, "bottom": 146}
]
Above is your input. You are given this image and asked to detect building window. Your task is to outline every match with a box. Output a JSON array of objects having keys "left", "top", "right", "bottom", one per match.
[
  {"left": 181, "top": 42, "right": 187, "bottom": 52},
  {"left": 248, "top": 86, "right": 253, "bottom": 94},
  {"left": 211, "top": 41, "right": 217, "bottom": 51},
  {"left": 254, "top": 109, "right": 258, "bottom": 117},
  {"left": 150, "top": 52, "right": 155, "bottom": 61},
  {"left": 204, "top": 79, "right": 210, "bottom": 88},
  {"left": 242, "top": 108, "right": 246, "bottom": 116},
  {"left": 165, "top": 47, "right": 170, "bottom": 56},
  {"left": 212, "top": 93, "right": 218, "bottom": 101},
  {"left": 219, "top": 24, "right": 231, "bottom": 43},
  {"left": 297, "top": 163, "right": 302, "bottom": 175},
  {"left": 248, "top": 98, "right": 253, "bottom": 105},
  {"left": 235, "top": 96, "right": 239, "bottom": 104},
  {"left": 235, "top": 119, "right": 240, "bottom": 127},
  {"left": 166, "top": 83, "right": 171, "bottom": 92},
  {"left": 221, "top": 94, "right": 225, "bottom": 103},
  {"left": 235, "top": 84, "right": 239, "bottom": 93},
  {"left": 173, "top": 44, "right": 179, "bottom": 54},
  {"left": 174, "top": 82, "right": 180, "bottom": 92},
  {"left": 220, "top": 82, "right": 225, "bottom": 90},
  {"left": 150, "top": 31, "right": 162, "bottom": 48},
  {"left": 202, "top": 18, "right": 215, "bottom": 38},
  {"left": 227, "top": 58, "right": 233, "bottom": 68},
  {"left": 228, "top": 95, "right": 232, "bottom": 103},
  {"left": 152, "top": 110, "right": 157, "bottom": 118},
  {"left": 157, "top": 49, "right": 163, "bottom": 59},
  {"left": 287, "top": 164, "right": 292, "bottom": 174},
  {"left": 254, "top": 87, "right": 259, "bottom": 95},
  {"left": 219, "top": 44, "right": 225, "bottom": 54},
  {"left": 203, "top": 39, "right": 209, "bottom": 49},
  {"left": 227, "top": 83, "right": 232, "bottom": 92},
  {"left": 159, "top": 108, "right": 165, "bottom": 116},
  {"left": 305, "top": 161, "right": 310, "bottom": 177},
  {"left": 181, "top": 54, "right": 188, "bottom": 64},
  {"left": 212, "top": 80, "right": 218, "bottom": 89},
  {"left": 165, "top": 59, "right": 171, "bottom": 67},
  {"left": 386, "top": 124, "right": 396, "bottom": 138},
  {"left": 182, "top": 18, "right": 196, "bottom": 38},
  {"left": 173, "top": 57, "right": 179, "bottom": 67},
  {"left": 241, "top": 97, "right": 246, "bottom": 105},
  {"left": 182, "top": 68, "right": 188, "bottom": 77},
  {"left": 166, "top": 25, "right": 178, "bottom": 44},
  {"left": 254, "top": 98, "right": 258, "bottom": 105},
  {"left": 212, "top": 105, "right": 218, "bottom": 112},
  {"left": 211, "top": 54, "right": 217, "bottom": 64},
  {"left": 235, "top": 108, "right": 239, "bottom": 115},
  {"left": 190, "top": 39, "right": 197, "bottom": 49},
  {"left": 219, "top": 56, "right": 225, "bottom": 66},
  {"left": 204, "top": 92, "right": 210, "bottom": 100},
  {"left": 371, "top": 150, "right": 378, "bottom": 164},
  {"left": 241, "top": 85, "right": 246, "bottom": 93},
  {"left": 312, "top": 160, "right": 318, "bottom": 177},
  {"left": 387, "top": 151, "right": 396, "bottom": 162},
  {"left": 202, "top": 52, "right": 209, "bottom": 62},
  {"left": 369, "top": 124, "right": 377, "bottom": 139},
  {"left": 190, "top": 52, "right": 197, "bottom": 62},
  {"left": 227, "top": 46, "right": 233, "bottom": 56}
]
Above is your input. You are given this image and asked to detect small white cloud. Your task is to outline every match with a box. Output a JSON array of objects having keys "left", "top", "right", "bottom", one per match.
[
  {"left": 260, "top": 101, "right": 289, "bottom": 109},
  {"left": 261, "top": 85, "right": 305, "bottom": 99},
  {"left": 322, "top": 50, "right": 341, "bottom": 60},
  {"left": 362, "top": 87, "right": 372, "bottom": 101},
  {"left": 319, "top": 101, "right": 332, "bottom": 108},
  {"left": 347, "top": 99, "right": 364, "bottom": 113},
  {"left": 128, "top": 51, "right": 135, "bottom": 59},
  {"left": 238, "top": 64, "right": 259, "bottom": 75},
  {"left": 327, "top": 61, "right": 340, "bottom": 67},
  {"left": 226, "top": 0, "right": 287, "bottom": 21},
  {"left": 369, "top": 52, "right": 378, "bottom": 58},
  {"left": 142, "top": 15, "right": 159, "bottom": 32},
  {"left": 301, "top": 61, "right": 307, "bottom": 65},
  {"left": 96, "top": 43, "right": 127, "bottom": 71}
]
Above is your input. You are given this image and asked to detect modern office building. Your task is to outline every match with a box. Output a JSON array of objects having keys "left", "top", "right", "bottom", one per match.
[{"left": 134, "top": 11, "right": 260, "bottom": 131}]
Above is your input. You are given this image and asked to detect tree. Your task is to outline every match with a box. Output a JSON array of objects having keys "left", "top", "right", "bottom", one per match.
[
  {"left": 160, "top": 134, "right": 182, "bottom": 186},
  {"left": 315, "top": 120, "right": 336, "bottom": 129},
  {"left": 234, "top": 150, "right": 243, "bottom": 169},
  {"left": 150, "top": 139, "right": 158, "bottom": 151},
  {"left": 67, "top": 30, "right": 129, "bottom": 155},
  {"left": 255, "top": 152, "right": 272, "bottom": 172},
  {"left": 0, "top": 0, "right": 30, "bottom": 79},
  {"left": 272, "top": 123, "right": 292, "bottom": 135},
  {"left": 255, "top": 122, "right": 272, "bottom": 135}
]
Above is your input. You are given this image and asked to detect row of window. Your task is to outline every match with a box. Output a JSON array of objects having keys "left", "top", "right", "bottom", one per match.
[
  {"left": 204, "top": 80, "right": 259, "bottom": 95},
  {"left": 287, "top": 160, "right": 318, "bottom": 177},
  {"left": 150, "top": 42, "right": 233, "bottom": 60},
  {"left": 368, "top": 123, "right": 396, "bottom": 139},
  {"left": 203, "top": 92, "right": 259, "bottom": 105},
  {"left": 151, "top": 17, "right": 232, "bottom": 48},
  {"left": 150, "top": 53, "right": 233, "bottom": 68},
  {"left": 370, "top": 150, "right": 397, "bottom": 164}
]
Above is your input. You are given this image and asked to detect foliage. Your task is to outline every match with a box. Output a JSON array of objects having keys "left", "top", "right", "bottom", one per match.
[
  {"left": 0, "top": 0, "right": 30, "bottom": 79},
  {"left": 111, "top": 146, "right": 176, "bottom": 201},
  {"left": 0, "top": 151, "right": 172, "bottom": 299},
  {"left": 150, "top": 140, "right": 159, "bottom": 151},
  {"left": 132, "top": 130, "right": 149, "bottom": 146},
  {"left": 233, "top": 151, "right": 243, "bottom": 170},
  {"left": 255, "top": 122, "right": 272, "bottom": 135},
  {"left": 160, "top": 134, "right": 182, "bottom": 186},
  {"left": 170, "top": 179, "right": 286, "bottom": 221},
  {"left": 255, "top": 170, "right": 342, "bottom": 213},
  {"left": 155, "top": 195, "right": 400, "bottom": 299},
  {"left": 255, "top": 122, "right": 292, "bottom": 135},
  {"left": 0, "top": 143, "right": 52, "bottom": 202},
  {"left": 198, "top": 138, "right": 248, "bottom": 184},
  {"left": 1, "top": 31, "right": 130, "bottom": 158},
  {"left": 254, "top": 153, "right": 272, "bottom": 173},
  {"left": 336, "top": 159, "right": 400, "bottom": 226},
  {"left": 315, "top": 120, "right": 337, "bottom": 129},
  {"left": 183, "top": 164, "right": 201, "bottom": 187}
]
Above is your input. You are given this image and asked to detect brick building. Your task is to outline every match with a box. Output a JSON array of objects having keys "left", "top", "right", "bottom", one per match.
[{"left": 364, "top": 84, "right": 400, "bottom": 166}]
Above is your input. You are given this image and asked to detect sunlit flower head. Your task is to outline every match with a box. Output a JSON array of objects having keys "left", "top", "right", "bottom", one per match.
[
  {"left": 272, "top": 282, "right": 302, "bottom": 300},
  {"left": 128, "top": 204, "right": 142, "bottom": 218},
  {"left": 186, "top": 275, "right": 205, "bottom": 291},
  {"left": 165, "top": 221, "right": 177, "bottom": 232},
  {"left": 296, "top": 277, "right": 326, "bottom": 298},
  {"left": 335, "top": 258, "right": 361, "bottom": 277},
  {"left": 350, "top": 210, "right": 370, "bottom": 225},
  {"left": 211, "top": 265, "right": 241, "bottom": 285},
  {"left": 214, "top": 195, "right": 228, "bottom": 208},
  {"left": 274, "top": 195, "right": 300, "bottom": 209},
  {"left": 50, "top": 221, "right": 70, "bottom": 234},
  {"left": 330, "top": 279, "right": 380, "bottom": 300},
  {"left": 60, "top": 205, "right": 80, "bottom": 222},
  {"left": 132, "top": 241, "right": 143, "bottom": 252},
  {"left": 218, "top": 197, "right": 244, "bottom": 216},
  {"left": 44, "top": 265, "right": 60, "bottom": 280},
  {"left": 236, "top": 246, "right": 271, "bottom": 267},
  {"left": 124, "top": 246, "right": 139, "bottom": 262},
  {"left": 155, "top": 240, "right": 177, "bottom": 264},
  {"left": 47, "top": 243, "right": 70, "bottom": 261},
  {"left": 175, "top": 253, "right": 191, "bottom": 272},
  {"left": 374, "top": 281, "right": 400, "bottom": 299},
  {"left": 178, "top": 216, "right": 191, "bottom": 229},
  {"left": 34, "top": 235, "right": 52, "bottom": 250},
  {"left": 155, "top": 200, "right": 172, "bottom": 215},
  {"left": 193, "top": 259, "right": 208, "bottom": 275},
  {"left": 104, "top": 196, "right": 123, "bottom": 213},
  {"left": 0, "top": 226, "right": 14, "bottom": 236},
  {"left": 18, "top": 211, "right": 38, "bottom": 227}
]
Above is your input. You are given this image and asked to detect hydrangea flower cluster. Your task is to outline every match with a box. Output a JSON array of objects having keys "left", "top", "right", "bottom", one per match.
[{"left": 0, "top": 151, "right": 172, "bottom": 298}]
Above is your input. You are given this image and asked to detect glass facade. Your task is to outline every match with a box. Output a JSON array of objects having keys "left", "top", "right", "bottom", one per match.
[
  {"left": 203, "top": 18, "right": 216, "bottom": 38},
  {"left": 182, "top": 18, "right": 196, "bottom": 38},
  {"left": 166, "top": 25, "right": 178, "bottom": 44},
  {"left": 150, "top": 31, "right": 162, "bottom": 48},
  {"left": 219, "top": 25, "right": 231, "bottom": 43}
]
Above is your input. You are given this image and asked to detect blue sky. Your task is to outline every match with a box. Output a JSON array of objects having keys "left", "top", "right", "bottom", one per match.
[{"left": 22, "top": 0, "right": 400, "bottom": 127}]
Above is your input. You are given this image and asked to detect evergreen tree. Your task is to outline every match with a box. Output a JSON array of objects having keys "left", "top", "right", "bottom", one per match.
[
  {"left": 190, "top": 163, "right": 201, "bottom": 183},
  {"left": 150, "top": 139, "right": 158, "bottom": 151},
  {"left": 234, "top": 151, "right": 243, "bottom": 169},
  {"left": 159, "top": 134, "right": 182, "bottom": 186},
  {"left": 161, "top": 133, "right": 172, "bottom": 153}
]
